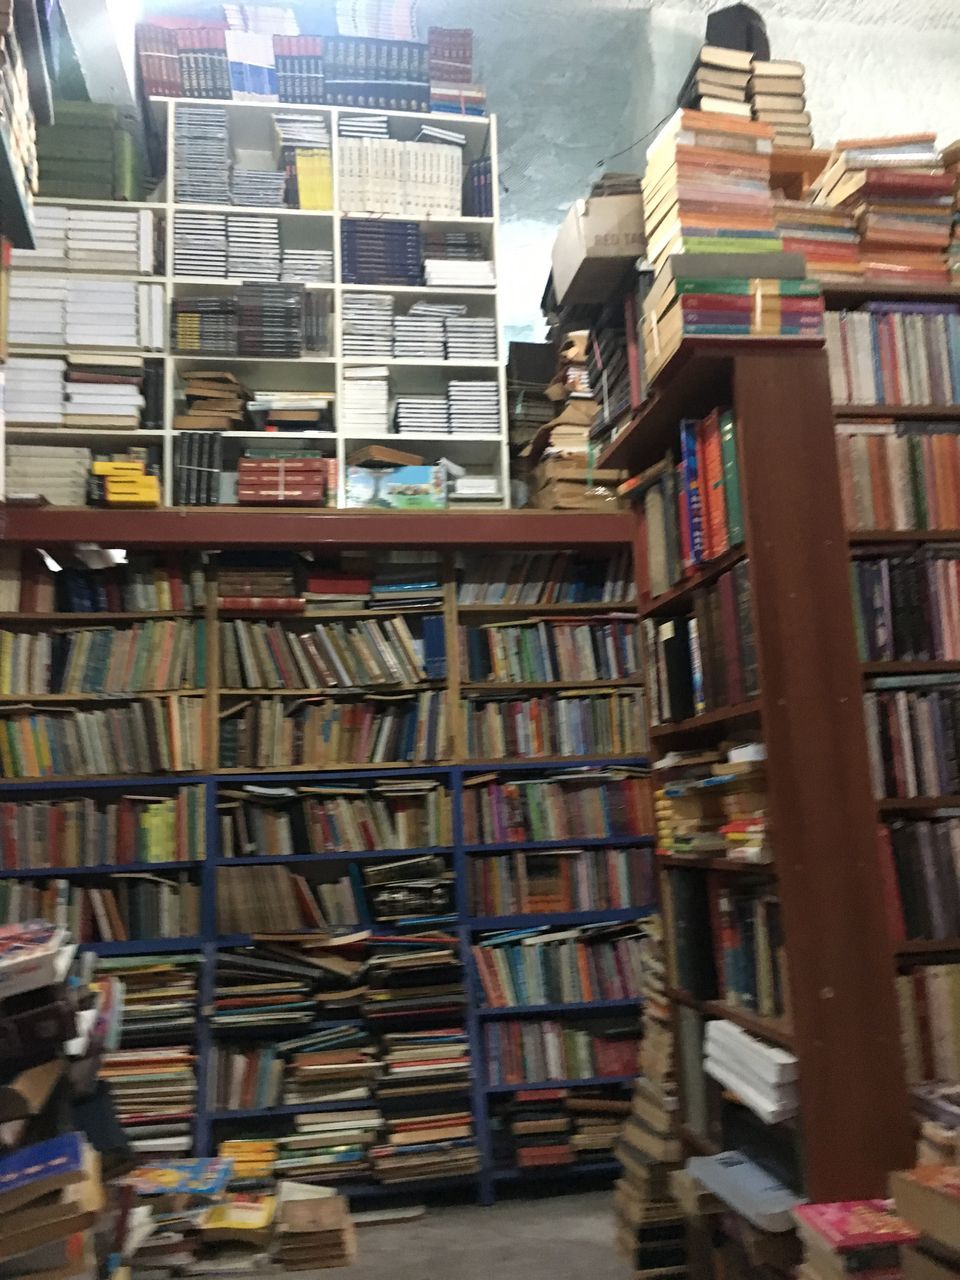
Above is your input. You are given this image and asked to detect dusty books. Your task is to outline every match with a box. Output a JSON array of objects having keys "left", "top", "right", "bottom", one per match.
[
  {"left": 825, "top": 304, "right": 960, "bottom": 406},
  {"left": 6, "top": 443, "right": 90, "bottom": 505},
  {"left": 470, "top": 845, "right": 654, "bottom": 917},
  {"left": 458, "top": 550, "right": 635, "bottom": 606},
  {"left": 215, "top": 864, "right": 361, "bottom": 935},
  {"left": 748, "top": 58, "right": 812, "bottom": 150},
  {"left": 462, "top": 769, "right": 655, "bottom": 845},
  {"left": 474, "top": 923, "right": 647, "bottom": 1007},
  {"left": 484, "top": 1015, "right": 639, "bottom": 1085}
]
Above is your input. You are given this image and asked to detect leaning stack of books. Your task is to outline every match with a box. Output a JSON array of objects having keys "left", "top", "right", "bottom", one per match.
[
  {"left": 641, "top": 109, "right": 823, "bottom": 382},
  {"left": 748, "top": 58, "right": 813, "bottom": 150},
  {"left": 812, "top": 134, "right": 955, "bottom": 284}
]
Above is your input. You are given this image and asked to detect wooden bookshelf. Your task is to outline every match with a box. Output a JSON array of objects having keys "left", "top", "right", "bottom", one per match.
[
  {"left": 834, "top": 405, "right": 960, "bottom": 420},
  {"left": 640, "top": 545, "right": 747, "bottom": 618},
  {"left": 649, "top": 699, "right": 762, "bottom": 740},
  {"left": 656, "top": 854, "right": 774, "bottom": 874},
  {"left": 822, "top": 280, "right": 960, "bottom": 307},
  {"left": 895, "top": 938, "right": 960, "bottom": 957},
  {"left": 862, "top": 661, "right": 960, "bottom": 676},
  {"left": 877, "top": 796, "right": 960, "bottom": 813},
  {"left": 849, "top": 530, "right": 960, "bottom": 544}
]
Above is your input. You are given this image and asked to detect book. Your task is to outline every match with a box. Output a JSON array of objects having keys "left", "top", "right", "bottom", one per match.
[
  {"left": 891, "top": 1168, "right": 960, "bottom": 1254},
  {"left": 0, "top": 1135, "right": 91, "bottom": 1215},
  {"left": 462, "top": 769, "right": 655, "bottom": 846},
  {"left": 464, "top": 689, "right": 649, "bottom": 759},
  {"left": 469, "top": 844, "right": 655, "bottom": 917},
  {"left": 484, "top": 1015, "right": 639, "bottom": 1085},
  {"left": 473, "top": 922, "right": 647, "bottom": 1007}
]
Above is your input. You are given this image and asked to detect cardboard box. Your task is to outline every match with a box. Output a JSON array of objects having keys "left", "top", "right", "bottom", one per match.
[
  {"left": 552, "top": 194, "right": 645, "bottom": 305},
  {"left": 345, "top": 465, "right": 446, "bottom": 510}
]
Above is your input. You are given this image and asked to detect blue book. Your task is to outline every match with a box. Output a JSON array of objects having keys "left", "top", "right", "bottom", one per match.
[
  {"left": 0, "top": 1134, "right": 89, "bottom": 1212},
  {"left": 679, "top": 419, "right": 704, "bottom": 569}
]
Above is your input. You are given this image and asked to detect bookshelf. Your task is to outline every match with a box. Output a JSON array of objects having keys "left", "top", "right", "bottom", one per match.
[
  {"left": 626, "top": 336, "right": 913, "bottom": 1200},
  {"left": 4, "top": 97, "right": 510, "bottom": 508},
  {"left": 0, "top": 526, "right": 652, "bottom": 1204}
]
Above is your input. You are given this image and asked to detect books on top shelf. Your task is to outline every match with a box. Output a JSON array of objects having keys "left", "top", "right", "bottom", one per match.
[
  {"left": 484, "top": 1014, "right": 639, "bottom": 1086},
  {"left": 470, "top": 844, "right": 655, "bottom": 918},
  {"left": 748, "top": 59, "right": 812, "bottom": 151},
  {"left": 812, "top": 134, "right": 954, "bottom": 285},
  {"left": 703, "top": 1018, "right": 798, "bottom": 1124},
  {"left": 774, "top": 202, "right": 862, "bottom": 282},
  {"left": 473, "top": 922, "right": 647, "bottom": 1008},
  {"left": 881, "top": 818, "right": 960, "bottom": 946},
  {"left": 0, "top": 785, "right": 205, "bottom": 869},
  {"left": 825, "top": 303, "right": 960, "bottom": 408},
  {"left": 273, "top": 35, "right": 325, "bottom": 105},
  {"left": 864, "top": 675, "right": 960, "bottom": 797},
  {"left": 11, "top": 204, "right": 157, "bottom": 275},
  {"left": 462, "top": 769, "right": 655, "bottom": 845}
]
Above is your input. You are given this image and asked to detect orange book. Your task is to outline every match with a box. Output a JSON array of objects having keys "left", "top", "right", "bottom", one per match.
[
  {"left": 934, "top": 434, "right": 960, "bottom": 529},
  {"left": 701, "top": 410, "right": 729, "bottom": 557},
  {"left": 866, "top": 436, "right": 893, "bottom": 529},
  {"left": 678, "top": 109, "right": 774, "bottom": 139},
  {"left": 575, "top": 942, "right": 595, "bottom": 1003},
  {"left": 673, "top": 147, "right": 772, "bottom": 172}
]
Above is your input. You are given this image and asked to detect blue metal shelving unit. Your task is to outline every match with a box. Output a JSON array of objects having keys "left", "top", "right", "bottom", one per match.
[{"left": 1, "top": 758, "right": 651, "bottom": 1204}]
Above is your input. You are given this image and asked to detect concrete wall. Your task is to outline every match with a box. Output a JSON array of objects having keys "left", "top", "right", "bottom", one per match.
[{"left": 413, "top": 0, "right": 960, "bottom": 338}]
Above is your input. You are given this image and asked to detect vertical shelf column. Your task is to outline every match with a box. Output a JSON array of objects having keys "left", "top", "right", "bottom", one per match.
[
  {"left": 733, "top": 346, "right": 912, "bottom": 1197},
  {"left": 162, "top": 99, "right": 177, "bottom": 507},
  {"left": 488, "top": 115, "right": 510, "bottom": 508}
]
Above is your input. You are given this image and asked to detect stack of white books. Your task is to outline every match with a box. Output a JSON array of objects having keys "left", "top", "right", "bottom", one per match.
[
  {"left": 703, "top": 1019, "right": 799, "bottom": 1124},
  {"left": 64, "top": 281, "right": 165, "bottom": 350},
  {"left": 423, "top": 258, "right": 496, "bottom": 287},
  {"left": 338, "top": 140, "right": 463, "bottom": 218},
  {"left": 4, "top": 357, "right": 66, "bottom": 425},
  {"left": 341, "top": 365, "right": 390, "bottom": 436},
  {"left": 8, "top": 275, "right": 67, "bottom": 345},
  {"left": 11, "top": 205, "right": 67, "bottom": 270},
  {"left": 445, "top": 316, "right": 497, "bottom": 361},
  {"left": 65, "top": 208, "right": 156, "bottom": 274},
  {"left": 447, "top": 380, "right": 500, "bottom": 434},
  {"left": 342, "top": 293, "right": 394, "bottom": 357}
]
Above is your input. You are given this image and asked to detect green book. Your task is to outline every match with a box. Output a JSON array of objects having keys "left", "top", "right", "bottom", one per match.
[
  {"left": 673, "top": 278, "right": 822, "bottom": 297},
  {"left": 719, "top": 410, "right": 744, "bottom": 545},
  {"left": 682, "top": 237, "right": 784, "bottom": 254}
]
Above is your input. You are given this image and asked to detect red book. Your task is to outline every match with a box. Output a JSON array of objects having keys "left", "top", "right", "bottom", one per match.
[
  {"left": 793, "top": 1201, "right": 919, "bottom": 1252},
  {"left": 875, "top": 824, "right": 906, "bottom": 943},
  {"left": 701, "top": 410, "right": 729, "bottom": 557},
  {"left": 860, "top": 171, "right": 956, "bottom": 197},
  {"left": 517, "top": 1147, "right": 574, "bottom": 1167}
]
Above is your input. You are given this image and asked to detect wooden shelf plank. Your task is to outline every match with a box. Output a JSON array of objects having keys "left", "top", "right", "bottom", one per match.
[
  {"left": 835, "top": 405, "right": 960, "bottom": 420},
  {"left": 822, "top": 281, "right": 960, "bottom": 307},
  {"left": 657, "top": 853, "right": 775, "bottom": 874},
  {"left": 457, "top": 601, "right": 636, "bottom": 616},
  {"left": 649, "top": 699, "right": 762, "bottom": 740},
  {"left": 461, "top": 678, "right": 644, "bottom": 693},
  {"left": 849, "top": 530, "right": 960, "bottom": 544},
  {"left": 878, "top": 796, "right": 960, "bottom": 812},
  {"left": 704, "top": 1001, "right": 795, "bottom": 1050},
  {"left": 862, "top": 661, "right": 960, "bottom": 675},
  {"left": 640, "top": 547, "right": 747, "bottom": 618},
  {"left": 896, "top": 938, "right": 960, "bottom": 956}
]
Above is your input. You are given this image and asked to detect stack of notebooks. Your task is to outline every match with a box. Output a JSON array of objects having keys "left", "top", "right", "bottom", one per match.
[
  {"left": 4, "top": 357, "right": 65, "bottom": 426},
  {"left": 677, "top": 43, "right": 753, "bottom": 117},
  {"left": 228, "top": 215, "right": 282, "bottom": 281},
  {"left": 394, "top": 312, "right": 446, "bottom": 360},
  {"left": 342, "top": 365, "right": 391, "bottom": 434},
  {"left": 394, "top": 394, "right": 449, "bottom": 434},
  {"left": 37, "top": 100, "right": 143, "bottom": 201},
  {"left": 641, "top": 109, "right": 822, "bottom": 381},
  {"left": 748, "top": 58, "right": 813, "bottom": 150},
  {"left": 342, "top": 292, "right": 395, "bottom": 357},
  {"left": 812, "top": 134, "right": 955, "bottom": 284},
  {"left": 174, "top": 212, "right": 229, "bottom": 278},
  {"left": 6, "top": 444, "right": 90, "bottom": 505},
  {"left": 447, "top": 380, "right": 500, "bottom": 433},
  {"left": 445, "top": 316, "right": 497, "bottom": 360},
  {"left": 174, "top": 104, "right": 231, "bottom": 205},
  {"left": 281, "top": 247, "right": 333, "bottom": 283},
  {"left": 341, "top": 219, "right": 422, "bottom": 285}
]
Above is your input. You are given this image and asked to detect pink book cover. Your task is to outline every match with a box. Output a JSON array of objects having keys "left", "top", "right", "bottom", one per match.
[{"left": 793, "top": 1200, "right": 919, "bottom": 1251}]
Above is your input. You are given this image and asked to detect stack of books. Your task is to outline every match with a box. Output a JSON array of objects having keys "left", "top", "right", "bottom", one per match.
[
  {"left": 812, "top": 134, "right": 955, "bottom": 284},
  {"left": 793, "top": 1200, "right": 918, "bottom": 1280},
  {"left": 171, "top": 296, "right": 239, "bottom": 356},
  {"left": 393, "top": 395, "right": 449, "bottom": 435},
  {"left": 826, "top": 302, "right": 960, "bottom": 406},
  {"left": 677, "top": 44, "right": 753, "bottom": 117},
  {"left": 497, "top": 1091, "right": 575, "bottom": 1167},
  {"left": 473, "top": 923, "right": 646, "bottom": 1007},
  {"left": 445, "top": 315, "right": 497, "bottom": 360},
  {"left": 342, "top": 292, "right": 395, "bottom": 357},
  {"left": 100, "top": 1046, "right": 197, "bottom": 1152},
  {"left": 371, "top": 1107, "right": 480, "bottom": 1184},
  {"left": 447, "top": 380, "right": 500, "bottom": 434},
  {"left": 341, "top": 219, "right": 423, "bottom": 286},
  {"left": 428, "top": 26, "right": 485, "bottom": 116},
  {"left": 273, "top": 34, "right": 325, "bottom": 104},
  {"left": 237, "top": 282, "right": 304, "bottom": 357},
  {"left": 13, "top": 204, "right": 156, "bottom": 274},
  {"left": 469, "top": 845, "right": 654, "bottom": 917},
  {"left": 281, "top": 247, "right": 333, "bottom": 283},
  {"left": 704, "top": 1019, "right": 798, "bottom": 1123},
  {"left": 11, "top": 205, "right": 67, "bottom": 271},
  {"left": 8, "top": 272, "right": 66, "bottom": 345},
  {"left": 174, "top": 105, "right": 230, "bottom": 206},
  {"left": 654, "top": 752, "right": 769, "bottom": 864},
  {"left": 176, "top": 370, "right": 247, "bottom": 432},
  {"left": 275, "top": 1184, "right": 358, "bottom": 1270},
  {"left": 230, "top": 167, "right": 286, "bottom": 207},
  {"left": 892, "top": 1166, "right": 960, "bottom": 1278},
  {"left": 484, "top": 1015, "right": 639, "bottom": 1085},
  {"left": 338, "top": 140, "right": 463, "bottom": 217},
  {"left": 748, "top": 58, "right": 812, "bottom": 149},
  {"left": 773, "top": 201, "right": 862, "bottom": 281},
  {"left": 174, "top": 212, "right": 229, "bottom": 280},
  {"left": 6, "top": 443, "right": 90, "bottom": 505},
  {"left": 227, "top": 215, "right": 282, "bottom": 281},
  {"left": 364, "top": 931, "right": 467, "bottom": 1024},
  {"left": 641, "top": 110, "right": 823, "bottom": 381},
  {"left": 323, "top": 36, "right": 429, "bottom": 112},
  {"left": 63, "top": 354, "right": 155, "bottom": 430},
  {"left": 65, "top": 278, "right": 165, "bottom": 350},
  {"left": 38, "top": 100, "right": 142, "bottom": 201},
  {"left": 4, "top": 357, "right": 65, "bottom": 426},
  {"left": 275, "top": 110, "right": 332, "bottom": 209},
  {"left": 339, "top": 114, "right": 389, "bottom": 140},
  {"left": 394, "top": 312, "right": 446, "bottom": 360},
  {"left": 342, "top": 365, "right": 390, "bottom": 435},
  {"left": 462, "top": 768, "right": 655, "bottom": 845},
  {"left": 246, "top": 389, "right": 334, "bottom": 431}
]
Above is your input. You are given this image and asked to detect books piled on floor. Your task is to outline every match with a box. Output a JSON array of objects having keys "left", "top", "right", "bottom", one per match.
[
  {"left": 176, "top": 370, "right": 247, "bottom": 432},
  {"left": 749, "top": 59, "right": 812, "bottom": 149},
  {"left": 394, "top": 312, "right": 446, "bottom": 360},
  {"left": 793, "top": 1199, "right": 918, "bottom": 1280},
  {"left": 4, "top": 357, "right": 65, "bottom": 425},
  {"left": 63, "top": 355, "right": 150, "bottom": 430},
  {"left": 175, "top": 104, "right": 230, "bottom": 205},
  {"left": 394, "top": 394, "right": 449, "bottom": 434},
  {"left": 448, "top": 380, "right": 500, "bottom": 433},
  {"left": 825, "top": 303, "right": 960, "bottom": 406},
  {"left": 342, "top": 292, "right": 395, "bottom": 357},
  {"left": 813, "top": 134, "right": 955, "bottom": 284},
  {"left": 445, "top": 316, "right": 497, "bottom": 360},
  {"left": 228, "top": 215, "right": 282, "bottom": 281},
  {"left": 677, "top": 43, "right": 753, "bottom": 117},
  {"left": 281, "top": 247, "right": 333, "bottom": 283},
  {"left": 641, "top": 110, "right": 823, "bottom": 381},
  {"left": 275, "top": 1184, "right": 357, "bottom": 1271},
  {"left": 174, "top": 212, "right": 229, "bottom": 278},
  {"left": 892, "top": 1165, "right": 960, "bottom": 1280},
  {"left": 341, "top": 219, "right": 422, "bottom": 285},
  {"left": 342, "top": 365, "right": 390, "bottom": 435},
  {"left": 6, "top": 443, "right": 90, "bottom": 504},
  {"left": 37, "top": 100, "right": 143, "bottom": 202},
  {"left": 774, "top": 201, "right": 862, "bottom": 281},
  {"left": 0, "top": 1133, "right": 104, "bottom": 1280}
]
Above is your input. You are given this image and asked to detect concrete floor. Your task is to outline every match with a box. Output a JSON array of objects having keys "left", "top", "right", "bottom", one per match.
[{"left": 341, "top": 1190, "right": 631, "bottom": 1280}]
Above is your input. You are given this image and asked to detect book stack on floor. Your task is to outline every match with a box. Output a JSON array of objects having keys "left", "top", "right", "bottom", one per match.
[
  {"left": 677, "top": 44, "right": 753, "bottom": 118},
  {"left": 793, "top": 1199, "right": 919, "bottom": 1280},
  {"left": 275, "top": 1183, "right": 357, "bottom": 1271},
  {"left": 38, "top": 100, "right": 143, "bottom": 201},
  {"left": 641, "top": 109, "right": 823, "bottom": 381},
  {"left": 826, "top": 305, "right": 960, "bottom": 408},
  {"left": 614, "top": 914, "right": 687, "bottom": 1277},
  {"left": 748, "top": 59, "right": 812, "bottom": 151},
  {"left": 812, "top": 135, "right": 955, "bottom": 285},
  {"left": 892, "top": 1166, "right": 960, "bottom": 1280}
]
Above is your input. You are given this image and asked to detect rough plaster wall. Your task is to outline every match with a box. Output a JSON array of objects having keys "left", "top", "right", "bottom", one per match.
[{"left": 412, "top": 0, "right": 960, "bottom": 339}]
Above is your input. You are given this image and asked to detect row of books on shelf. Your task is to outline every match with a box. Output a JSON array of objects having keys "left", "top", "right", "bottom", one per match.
[
  {"left": 493, "top": 1090, "right": 629, "bottom": 1169},
  {"left": 0, "top": 620, "right": 206, "bottom": 697},
  {"left": 643, "top": 562, "right": 758, "bottom": 725},
  {"left": 851, "top": 549, "right": 960, "bottom": 662},
  {"left": 838, "top": 423, "right": 960, "bottom": 533},
  {"left": 218, "top": 779, "right": 452, "bottom": 857},
  {"left": 897, "top": 964, "right": 960, "bottom": 1085},
  {"left": 826, "top": 305, "right": 960, "bottom": 408},
  {"left": 459, "top": 617, "right": 640, "bottom": 684},
  {"left": 0, "top": 549, "right": 204, "bottom": 615},
  {"left": 0, "top": 785, "right": 205, "bottom": 869},
  {"left": 483, "top": 1016, "right": 638, "bottom": 1085},
  {"left": 215, "top": 864, "right": 358, "bottom": 935},
  {"left": 0, "top": 697, "right": 206, "bottom": 778},
  {"left": 654, "top": 747, "right": 768, "bottom": 863},
  {"left": 663, "top": 867, "right": 787, "bottom": 1019},
  {"left": 630, "top": 409, "right": 744, "bottom": 599},
  {"left": 472, "top": 923, "right": 647, "bottom": 1008},
  {"left": 457, "top": 550, "right": 635, "bottom": 608},
  {"left": 883, "top": 820, "right": 960, "bottom": 944},
  {"left": 220, "top": 614, "right": 445, "bottom": 691},
  {"left": 462, "top": 690, "right": 649, "bottom": 761},
  {"left": 864, "top": 679, "right": 960, "bottom": 798},
  {"left": 468, "top": 845, "right": 655, "bottom": 917},
  {"left": 462, "top": 770, "right": 655, "bottom": 845},
  {"left": 4, "top": 872, "right": 200, "bottom": 941}
]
